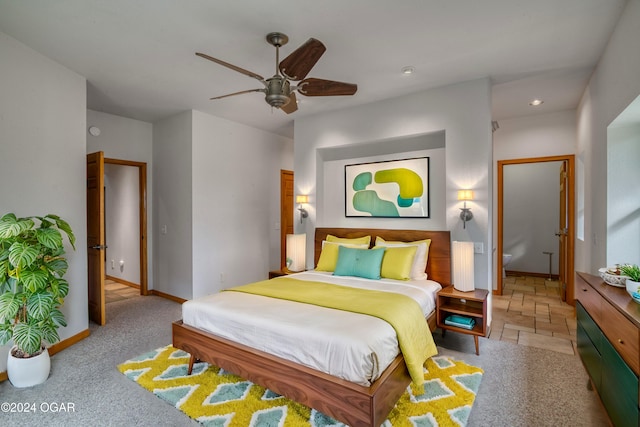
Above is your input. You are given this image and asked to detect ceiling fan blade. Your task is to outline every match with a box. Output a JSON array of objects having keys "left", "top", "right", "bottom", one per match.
[
  {"left": 210, "top": 88, "right": 264, "bottom": 100},
  {"left": 279, "top": 38, "right": 326, "bottom": 81},
  {"left": 297, "top": 78, "right": 358, "bottom": 97},
  {"left": 281, "top": 92, "right": 298, "bottom": 114},
  {"left": 196, "top": 52, "right": 265, "bottom": 82}
]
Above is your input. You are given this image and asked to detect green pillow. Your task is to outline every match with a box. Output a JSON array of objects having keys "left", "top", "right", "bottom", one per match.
[
  {"left": 316, "top": 241, "right": 368, "bottom": 272},
  {"left": 333, "top": 246, "right": 386, "bottom": 280},
  {"left": 377, "top": 245, "right": 418, "bottom": 280}
]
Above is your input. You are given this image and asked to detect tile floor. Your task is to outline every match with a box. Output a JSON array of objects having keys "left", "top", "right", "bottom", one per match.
[
  {"left": 489, "top": 275, "right": 577, "bottom": 355},
  {"left": 105, "top": 279, "right": 140, "bottom": 303}
]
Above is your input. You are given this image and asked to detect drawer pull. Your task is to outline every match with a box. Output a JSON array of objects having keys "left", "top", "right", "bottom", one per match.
[
  {"left": 582, "top": 288, "right": 587, "bottom": 292},
  {"left": 618, "top": 339, "right": 624, "bottom": 344}
]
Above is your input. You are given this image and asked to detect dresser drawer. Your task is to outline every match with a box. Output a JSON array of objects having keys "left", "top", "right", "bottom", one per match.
[
  {"left": 600, "top": 298, "right": 640, "bottom": 375},
  {"left": 577, "top": 302, "right": 602, "bottom": 351},
  {"left": 576, "top": 275, "right": 602, "bottom": 325}
]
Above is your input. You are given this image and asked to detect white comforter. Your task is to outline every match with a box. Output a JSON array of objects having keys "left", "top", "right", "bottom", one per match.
[{"left": 182, "top": 270, "right": 441, "bottom": 386}]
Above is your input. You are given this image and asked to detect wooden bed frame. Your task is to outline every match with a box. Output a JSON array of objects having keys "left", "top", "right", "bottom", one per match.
[{"left": 172, "top": 227, "right": 451, "bottom": 426}]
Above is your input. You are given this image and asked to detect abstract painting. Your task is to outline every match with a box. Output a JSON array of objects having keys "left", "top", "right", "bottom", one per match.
[{"left": 345, "top": 157, "right": 430, "bottom": 218}]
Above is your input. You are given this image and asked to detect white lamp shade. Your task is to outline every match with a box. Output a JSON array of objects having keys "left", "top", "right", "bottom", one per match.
[
  {"left": 452, "top": 241, "right": 474, "bottom": 292},
  {"left": 286, "top": 233, "right": 306, "bottom": 272}
]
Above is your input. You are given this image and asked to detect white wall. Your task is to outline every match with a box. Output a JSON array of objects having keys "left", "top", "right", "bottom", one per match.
[
  {"left": 0, "top": 32, "right": 87, "bottom": 372},
  {"left": 492, "top": 111, "right": 576, "bottom": 279},
  {"left": 607, "top": 121, "right": 640, "bottom": 265},
  {"left": 191, "top": 110, "right": 294, "bottom": 297},
  {"left": 104, "top": 164, "right": 140, "bottom": 284},
  {"left": 86, "top": 109, "right": 154, "bottom": 287},
  {"left": 503, "top": 162, "right": 562, "bottom": 275},
  {"left": 576, "top": 0, "right": 640, "bottom": 275},
  {"left": 153, "top": 111, "right": 194, "bottom": 299},
  {"left": 295, "top": 78, "right": 493, "bottom": 289},
  {"left": 153, "top": 110, "right": 293, "bottom": 300}
]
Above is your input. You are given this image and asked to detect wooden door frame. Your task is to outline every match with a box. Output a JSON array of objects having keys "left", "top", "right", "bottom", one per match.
[
  {"left": 497, "top": 155, "right": 575, "bottom": 304},
  {"left": 104, "top": 158, "right": 148, "bottom": 296},
  {"left": 280, "top": 170, "right": 294, "bottom": 270}
]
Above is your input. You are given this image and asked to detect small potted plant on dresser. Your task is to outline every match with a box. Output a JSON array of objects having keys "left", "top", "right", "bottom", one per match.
[
  {"left": 0, "top": 213, "right": 75, "bottom": 387},
  {"left": 620, "top": 264, "right": 640, "bottom": 303}
]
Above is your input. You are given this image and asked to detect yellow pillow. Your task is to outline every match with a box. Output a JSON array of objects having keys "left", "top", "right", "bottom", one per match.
[
  {"left": 316, "top": 241, "right": 369, "bottom": 272},
  {"left": 375, "top": 236, "right": 432, "bottom": 280},
  {"left": 376, "top": 245, "right": 418, "bottom": 280},
  {"left": 326, "top": 234, "right": 371, "bottom": 246}
]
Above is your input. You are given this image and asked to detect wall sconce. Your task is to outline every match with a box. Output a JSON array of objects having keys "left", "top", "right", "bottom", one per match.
[
  {"left": 452, "top": 241, "right": 475, "bottom": 292},
  {"left": 296, "top": 195, "right": 309, "bottom": 223},
  {"left": 286, "top": 233, "right": 306, "bottom": 272},
  {"left": 457, "top": 190, "right": 474, "bottom": 229}
]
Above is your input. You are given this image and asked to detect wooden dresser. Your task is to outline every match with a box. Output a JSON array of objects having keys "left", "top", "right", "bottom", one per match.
[{"left": 575, "top": 271, "right": 640, "bottom": 427}]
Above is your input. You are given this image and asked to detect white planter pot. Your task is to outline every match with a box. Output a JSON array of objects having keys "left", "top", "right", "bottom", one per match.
[
  {"left": 626, "top": 280, "right": 640, "bottom": 303},
  {"left": 7, "top": 346, "right": 50, "bottom": 388}
]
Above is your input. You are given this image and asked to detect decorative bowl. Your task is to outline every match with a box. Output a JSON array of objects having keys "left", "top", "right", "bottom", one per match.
[
  {"left": 599, "top": 267, "right": 628, "bottom": 287},
  {"left": 626, "top": 279, "right": 640, "bottom": 304}
]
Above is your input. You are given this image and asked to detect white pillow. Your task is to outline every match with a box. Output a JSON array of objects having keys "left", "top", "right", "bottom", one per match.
[{"left": 374, "top": 237, "right": 431, "bottom": 280}]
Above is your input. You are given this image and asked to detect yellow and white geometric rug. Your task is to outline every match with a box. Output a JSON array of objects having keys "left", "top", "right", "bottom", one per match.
[{"left": 118, "top": 345, "right": 483, "bottom": 427}]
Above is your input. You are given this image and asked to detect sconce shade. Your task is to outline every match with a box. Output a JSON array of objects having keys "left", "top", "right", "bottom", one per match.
[
  {"left": 295, "top": 195, "right": 309, "bottom": 204},
  {"left": 457, "top": 190, "right": 474, "bottom": 201},
  {"left": 286, "top": 233, "right": 306, "bottom": 272},
  {"left": 452, "top": 241, "right": 474, "bottom": 292}
]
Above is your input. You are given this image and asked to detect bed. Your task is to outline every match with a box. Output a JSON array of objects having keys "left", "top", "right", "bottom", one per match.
[{"left": 172, "top": 227, "right": 451, "bottom": 426}]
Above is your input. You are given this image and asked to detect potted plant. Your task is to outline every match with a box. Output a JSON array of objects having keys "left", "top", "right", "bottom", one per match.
[
  {"left": 0, "top": 213, "right": 75, "bottom": 387},
  {"left": 620, "top": 264, "right": 640, "bottom": 303}
]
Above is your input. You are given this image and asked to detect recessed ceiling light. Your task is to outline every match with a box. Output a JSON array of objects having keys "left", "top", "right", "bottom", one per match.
[
  {"left": 529, "top": 99, "right": 544, "bottom": 106},
  {"left": 401, "top": 66, "right": 415, "bottom": 75}
]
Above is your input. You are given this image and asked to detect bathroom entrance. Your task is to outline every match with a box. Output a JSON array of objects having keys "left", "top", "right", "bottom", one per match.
[{"left": 496, "top": 155, "right": 575, "bottom": 304}]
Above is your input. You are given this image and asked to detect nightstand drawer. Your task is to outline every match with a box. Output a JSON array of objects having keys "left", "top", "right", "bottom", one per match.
[
  {"left": 600, "top": 298, "right": 640, "bottom": 375},
  {"left": 576, "top": 275, "right": 602, "bottom": 325}
]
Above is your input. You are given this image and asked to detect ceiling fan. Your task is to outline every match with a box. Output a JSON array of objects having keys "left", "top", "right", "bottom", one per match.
[{"left": 196, "top": 32, "right": 357, "bottom": 114}]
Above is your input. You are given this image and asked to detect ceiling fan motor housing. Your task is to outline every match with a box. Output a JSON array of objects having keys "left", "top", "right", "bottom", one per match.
[{"left": 265, "top": 76, "right": 291, "bottom": 108}]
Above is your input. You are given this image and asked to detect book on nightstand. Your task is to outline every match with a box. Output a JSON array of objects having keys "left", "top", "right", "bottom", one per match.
[{"left": 444, "top": 314, "right": 476, "bottom": 330}]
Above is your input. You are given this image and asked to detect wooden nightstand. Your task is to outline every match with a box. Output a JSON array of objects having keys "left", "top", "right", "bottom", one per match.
[
  {"left": 436, "top": 286, "right": 489, "bottom": 355},
  {"left": 268, "top": 269, "right": 289, "bottom": 279}
]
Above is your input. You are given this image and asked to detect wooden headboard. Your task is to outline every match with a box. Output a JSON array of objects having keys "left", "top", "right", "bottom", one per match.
[{"left": 314, "top": 227, "right": 451, "bottom": 286}]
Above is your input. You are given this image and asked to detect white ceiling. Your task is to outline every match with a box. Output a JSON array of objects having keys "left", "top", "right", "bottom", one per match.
[{"left": 0, "top": 0, "right": 627, "bottom": 138}]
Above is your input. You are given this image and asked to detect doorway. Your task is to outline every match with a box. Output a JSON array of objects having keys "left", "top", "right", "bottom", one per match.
[
  {"left": 87, "top": 152, "right": 148, "bottom": 325},
  {"left": 497, "top": 155, "right": 575, "bottom": 304},
  {"left": 280, "top": 170, "right": 294, "bottom": 269}
]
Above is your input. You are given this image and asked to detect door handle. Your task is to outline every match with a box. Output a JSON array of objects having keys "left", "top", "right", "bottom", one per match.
[{"left": 90, "top": 245, "right": 107, "bottom": 250}]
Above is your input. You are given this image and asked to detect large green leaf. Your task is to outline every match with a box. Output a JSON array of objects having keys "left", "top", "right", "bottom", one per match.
[
  {"left": 49, "top": 308, "right": 67, "bottom": 328},
  {"left": 0, "top": 259, "right": 8, "bottom": 279},
  {"left": 45, "top": 257, "right": 68, "bottom": 277},
  {"left": 36, "top": 227, "right": 63, "bottom": 250},
  {"left": 0, "top": 323, "right": 12, "bottom": 345},
  {"left": 0, "top": 292, "right": 22, "bottom": 323},
  {"left": 49, "top": 278, "right": 69, "bottom": 299},
  {"left": 19, "top": 268, "right": 49, "bottom": 292},
  {"left": 40, "top": 321, "right": 60, "bottom": 345},
  {"left": 8, "top": 242, "right": 39, "bottom": 269},
  {"left": 48, "top": 215, "right": 76, "bottom": 249},
  {"left": 26, "top": 292, "right": 54, "bottom": 320},
  {"left": 0, "top": 214, "right": 33, "bottom": 238},
  {"left": 12, "top": 321, "right": 43, "bottom": 355}
]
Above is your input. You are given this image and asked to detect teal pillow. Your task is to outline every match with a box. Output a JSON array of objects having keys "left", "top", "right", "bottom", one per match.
[{"left": 333, "top": 246, "right": 386, "bottom": 280}]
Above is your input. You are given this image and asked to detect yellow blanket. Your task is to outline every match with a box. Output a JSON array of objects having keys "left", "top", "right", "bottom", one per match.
[{"left": 225, "top": 277, "right": 437, "bottom": 386}]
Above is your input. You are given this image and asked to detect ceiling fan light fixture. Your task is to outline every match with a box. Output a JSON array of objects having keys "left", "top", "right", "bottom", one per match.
[
  {"left": 529, "top": 98, "right": 544, "bottom": 106},
  {"left": 196, "top": 32, "right": 356, "bottom": 114}
]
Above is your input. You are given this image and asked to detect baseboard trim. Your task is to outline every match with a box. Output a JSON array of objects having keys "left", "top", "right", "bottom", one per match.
[
  {"left": 506, "top": 270, "right": 559, "bottom": 280},
  {"left": 106, "top": 275, "right": 140, "bottom": 290},
  {"left": 0, "top": 329, "right": 90, "bottom": 382},
  {"left": 48, "top": 329, "right": 91, "bottom": 356},
  {"left": 151, "top": 289, "right": 187, "bottom": 304}
]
